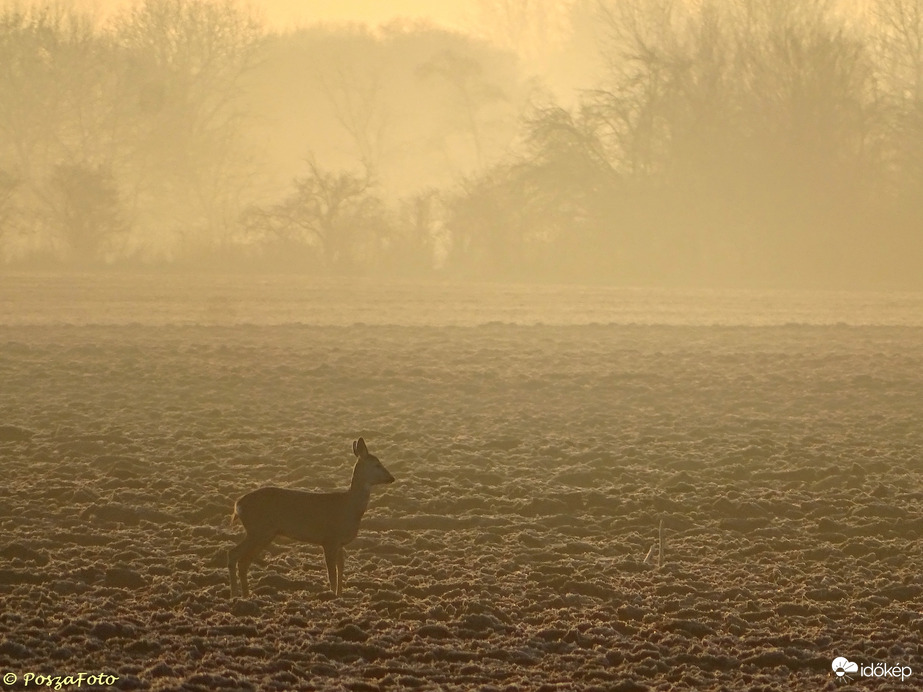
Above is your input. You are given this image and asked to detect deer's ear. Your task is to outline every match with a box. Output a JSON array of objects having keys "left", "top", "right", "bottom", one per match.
[{"left": 354, "top": 437, "right": 368, "bottom": 458}]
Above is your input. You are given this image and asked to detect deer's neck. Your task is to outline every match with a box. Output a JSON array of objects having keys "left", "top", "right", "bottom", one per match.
[{"left": 347, "top": 478, "right": 372, "bottom": 519}]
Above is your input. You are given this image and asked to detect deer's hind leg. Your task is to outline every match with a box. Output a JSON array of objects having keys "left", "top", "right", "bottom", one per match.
[{"left": 229, "top": 533, "right": 274, "bottom": 599}]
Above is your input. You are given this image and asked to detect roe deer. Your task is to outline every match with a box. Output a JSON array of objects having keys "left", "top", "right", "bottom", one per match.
[{"left": 227, "top": 437, "right": 394, "bottom": 598}]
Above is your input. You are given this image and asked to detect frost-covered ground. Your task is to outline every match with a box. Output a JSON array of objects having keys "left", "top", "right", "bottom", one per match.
[{"left": 0, "top": 277, "right": 920, "bottom": 690}]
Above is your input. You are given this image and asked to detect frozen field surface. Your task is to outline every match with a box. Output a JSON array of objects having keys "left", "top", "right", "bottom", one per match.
[{"left": 0, "top": 276, "right": 921, "bottom": 690}]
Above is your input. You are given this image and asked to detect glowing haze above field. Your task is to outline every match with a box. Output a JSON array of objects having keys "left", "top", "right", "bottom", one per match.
[{"left": 5, "top": 0, "right": 921, "bottom": 289}]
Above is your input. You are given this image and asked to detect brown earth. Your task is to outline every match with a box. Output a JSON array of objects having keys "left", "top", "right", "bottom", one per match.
[{"left": 0, "top": 324, "right": 921, "bottom": 691}]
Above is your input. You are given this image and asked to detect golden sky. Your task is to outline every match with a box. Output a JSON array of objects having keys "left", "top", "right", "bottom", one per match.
[
  {"left": 258, "top": 0, "right": 472, "bottom": 30},
  {"left": 75, "top": 0, "right": 474, "bottom": 30}
]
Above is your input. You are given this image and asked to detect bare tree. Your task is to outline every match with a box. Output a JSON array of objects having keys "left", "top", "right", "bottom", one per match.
[
  {"left": 0, "top": 168, "right": 18, "bottom": 252},
  {"left": 390, "top": 188, "right": 443, "bottom": 272},
  {"left": 874, "top": 0, "right": 923, "bottom": 101},
  {"left": 871, "top": 0, "right": 923, "bottom": 190},
  {"left": 591, "top": 0, "right": 687, "bottom": 178},
  {"left": 242, "top": 158, "right": 387, "bottom": 271},
  {"left": 113, "top": 0, "right": 264, "bottom": 250},
  {"left": 417, "top": 49, "right": 508, "bottom": 169},
  {"left": 471, "top": 0, "right": 572, "bottom": 64},
  {"left": 315, "top": 60, "right": 390, "bottom": 178},
  {"left": 0, "top": 3, "right": 130, "bottom": 260},
  {"left": 46, "top": 163, "right": 127, "bottom": 264}
]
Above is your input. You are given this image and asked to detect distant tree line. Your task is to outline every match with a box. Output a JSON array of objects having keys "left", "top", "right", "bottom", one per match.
[
  {"left": 1, "top": 0, "right": 921, "bottom": 288},
  {"left": 449, "top": 0, "right": 923, "bottom": 287}
]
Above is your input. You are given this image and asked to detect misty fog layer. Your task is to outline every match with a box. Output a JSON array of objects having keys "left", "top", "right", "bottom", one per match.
[{"left": 1, "top": 0, "right": 921, "bottom": 289}]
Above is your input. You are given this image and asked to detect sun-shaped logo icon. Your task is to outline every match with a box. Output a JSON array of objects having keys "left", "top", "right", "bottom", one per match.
[{"left": 832, "top": 657, "right": 858, "bottom": 681}]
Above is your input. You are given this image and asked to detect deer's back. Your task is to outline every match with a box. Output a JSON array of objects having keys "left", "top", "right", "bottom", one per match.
[{"left": 236, "top": 486, "right": 359, "bottom": 545}]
